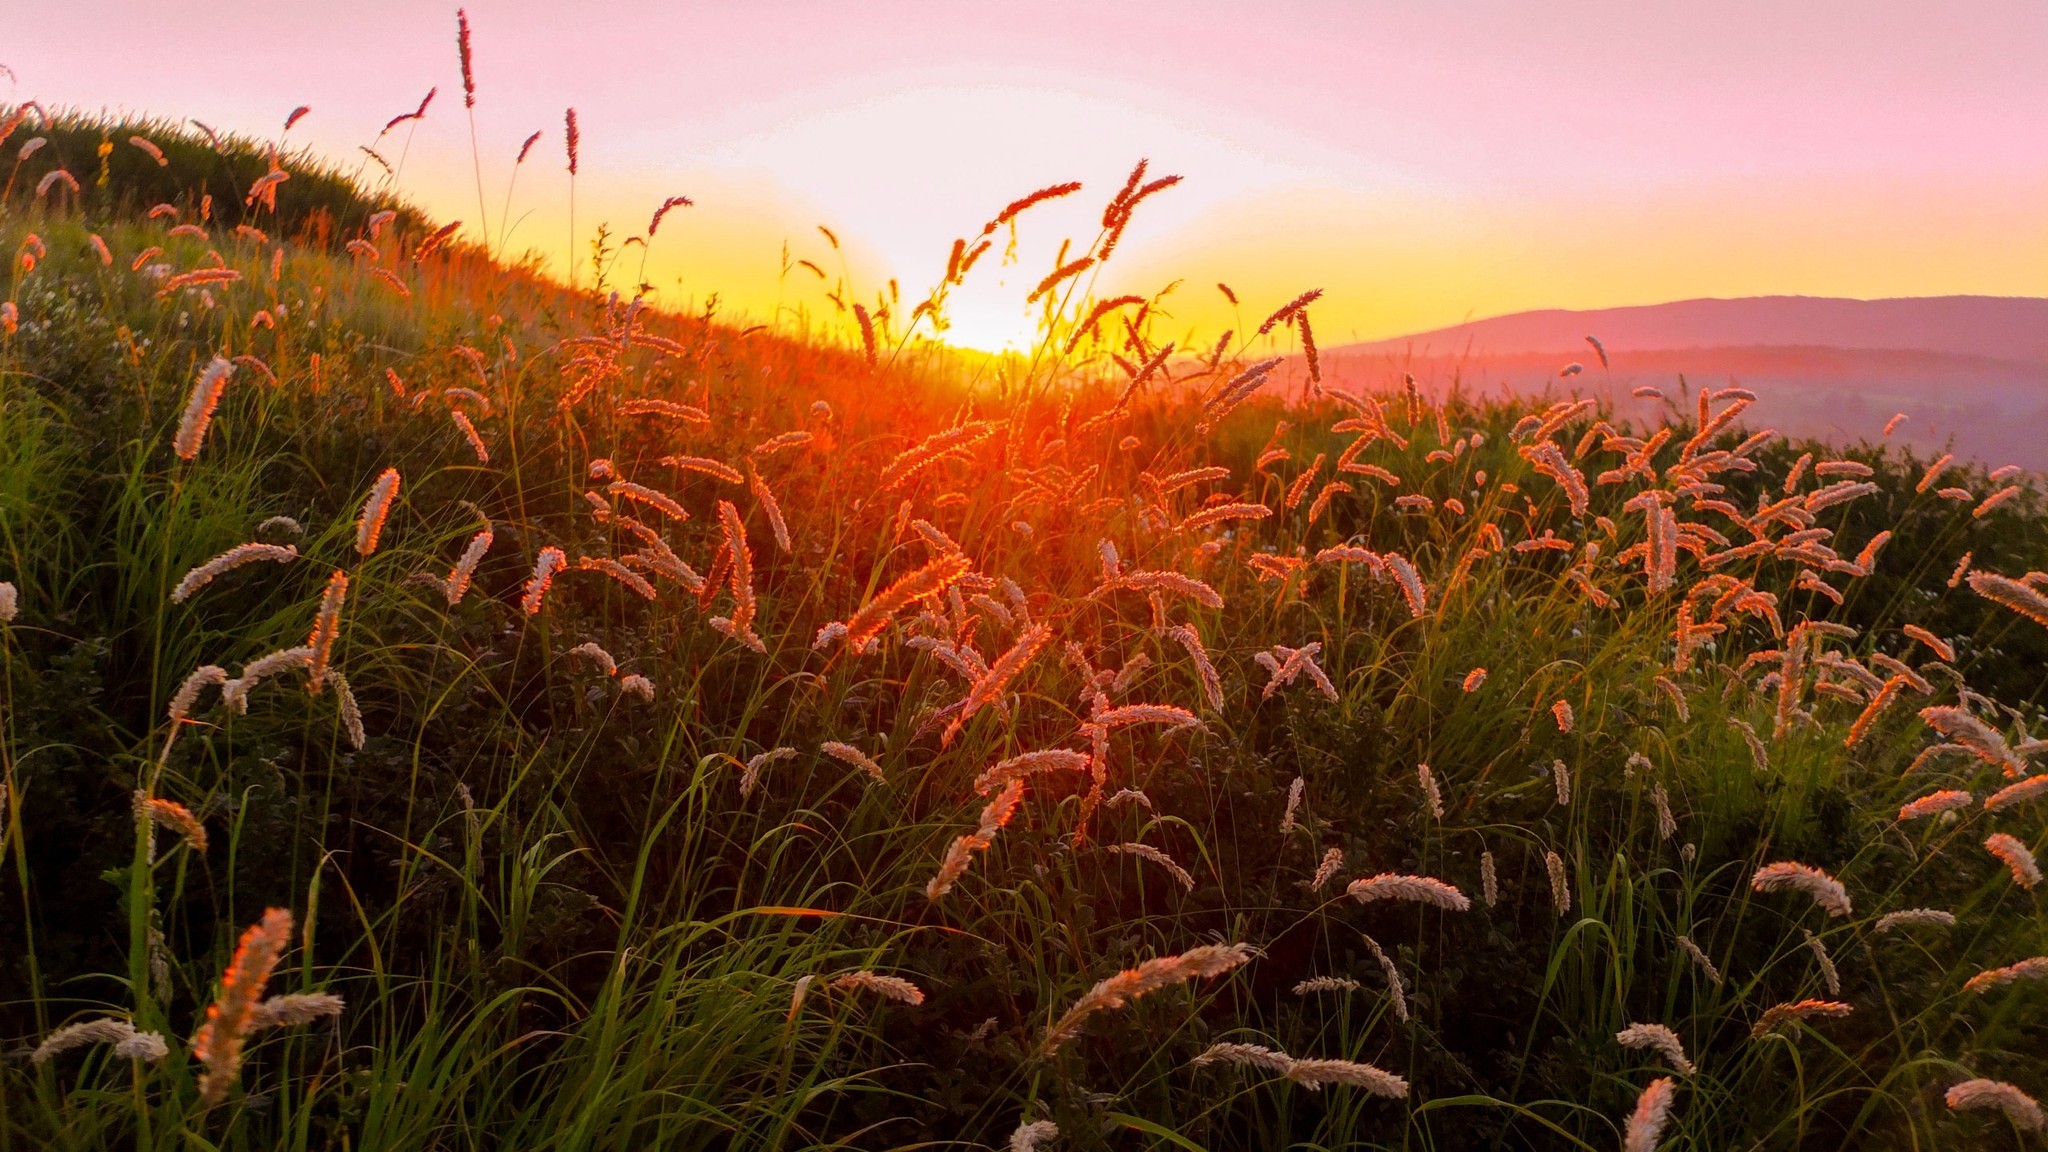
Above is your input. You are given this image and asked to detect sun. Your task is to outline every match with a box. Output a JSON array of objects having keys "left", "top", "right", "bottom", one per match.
[{"left": 931, "top": 281, "right": 1048, "bottom": 354}]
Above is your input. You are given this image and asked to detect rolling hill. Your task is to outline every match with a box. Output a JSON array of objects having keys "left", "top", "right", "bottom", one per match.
[{"left": 1326, "top": 296, "right": 2048, "bottom": 468}]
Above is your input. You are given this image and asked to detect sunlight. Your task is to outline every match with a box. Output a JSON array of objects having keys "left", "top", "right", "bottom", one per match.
[{"left": 8, "top": 7, "right": 2046, "bottom": 1145}]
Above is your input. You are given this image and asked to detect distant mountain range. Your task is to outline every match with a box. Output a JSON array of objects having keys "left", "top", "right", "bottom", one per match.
[{"left": 1325, "top": 296, "right": 2048, "bottom": 468}]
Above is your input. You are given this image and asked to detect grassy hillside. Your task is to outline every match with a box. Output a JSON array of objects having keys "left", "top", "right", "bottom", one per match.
[{"left": 3, "top": 107, "right": 2046, "bottom": 1151}]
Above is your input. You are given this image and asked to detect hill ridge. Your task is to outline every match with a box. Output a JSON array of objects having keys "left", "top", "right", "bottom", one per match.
[{"left": 1338, "top": 294, "right": 2048, "bottom": 365}]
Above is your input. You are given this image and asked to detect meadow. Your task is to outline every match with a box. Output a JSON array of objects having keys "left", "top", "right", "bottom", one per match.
[{"left": 1, "top": 84, "right": 2046, "bottom": 1151}]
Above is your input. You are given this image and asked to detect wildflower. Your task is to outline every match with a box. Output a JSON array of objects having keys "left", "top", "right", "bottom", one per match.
[
  {"left": 1176, "top": 502, "right": 1272, "bottom": 534},
  {"left": 566, "top": 642, "right": 617, "bottom": 676},
  {"left": 608, "top": 480, "right": 689, "bottom": 521},
  {"left": 928, "top": 778, "right": 1026, "bottom": 900},
  {"left": 451, "top": 409, "right": 489, "bottom": 462},
  {"left": 249, "top": 992, "right": 344, "bottom": 1028},
  {"left": 456, "top": 9, "right": 478, "bottom": 105},
  {"left": 745, "top": 461, "right": 792, "bottom": 552},
  {"left": 1804, "top": 929, "right": 1841, "bottom": 995},
  {"left": 220, "top": 647, "right": 313, "bottom": 713},
  {"left": 1091, "top": 702, "right": 1200, "bottom": 730},
  {"left": 1462, "top": 667, "right": 1487, "bottom": 692},
  {"left": 1256, "top": 642, "right": 1336, "bottom": 701},
  {"left": 1310, "top": 847, "right": 1344, "bottom": 891},
  {"left": 944, "top": 623, "right": 1052, "bottom": 746},
  {"left": 1901, "top": 624, "right": 1955, "bottom": 662},
  {"left": 1920, "top": 705, "right": 2026, "bottom": 774},
  {"left": 1195, "top": 1041, "right": 1293, "bottom": 1071},
  {"left": 1874, "top": 908, "right": 1955, "bottom": 932},
  {"left": 647, "top": 458, "right": 742, "bottom": 493},
  {"left": 1968, "top": 571, "right": 2048, "bottom": 629},
  {"left": 1007, "top": 1119, "right": 1059, "bottom": 1151},
  {"left": 306, "top": 570, "right": 349, "bottom": 692},
  {"left": 576, "top": 556, "right": 657, "bottom": 600},
  {"left": 1165, "top": 624, "right": 1225, "bottom": 711},
  {"left": 1283, "top": 1057, "right": 1408, "bottom": 1096},
  {"left": 167, "top": 664, "right": 229, "bottom": 727},
  {"left": 1974, "top": 485, "right": 2022, "bottom": 518},
  {"left": 1107, "top": 842, "right": 1195, "bottom": 890},
  {"left": 1546, "top": 851, "right": 1571, "bottom": 912},
  {"left": 440, "top": 528, "right": 492, "bottom": 606},
  {"left": 830, "top": 970, "right": 924, "bottom": 1005},
  {"left": 1963, "top": 956, "right": 2048, "bottom": 993},
  {"left": 1279, "top": 776, "right": 1305, "bottom": 833},
  {"left": 1985, "top": 776, "right": 2048, "bottom": 812},
  {"left": 1346, "top": 873, "right": 1470, "bottom": 911},
  {"left": 1481, "top": 850, "right": 1498, "bottom": 906},
  {"left": 1899, "top": 790, "right": 1973, "bottom": 821},
  {"left": 193, "top": 907, "right": 293, "bottom": 1105},
  {"left": 821, "top": 741, "right": 885, "bottom": 783},
  {"left": 355, "top": 468, "right": 401, "bottom": 556},
  {"left": 878, "top": 421, "right": 1000, "bottom": 491},
  {"left": 1945, "top": 1080, "right": 2044, "bottom": 1130},
  {"left": 1750, "top": 998, "right": 1851, "bottom": 1038},
  {"left": 1385, "top": 552, "right": 1427, "bottom": 616},
  {"left": 826, "top": 552, "right": 973, "bottom": 653},
  {"left": 1624, "top": 1078, "right": 1678, "bottom": 1152},
  {"left": 36, "top": 168, "right": 80, "bottom": 197},
  {"left": 171, "top": 542, "right": 298, "bottom": 602},
  {"left": 1361, "top": 934, "right": 1408, "bottom": 1021},
  {"left": 331, "top": 671, "right": 365, "bottom": 749},
  {"left": 1676, "top": 934, "right": 1723, "bottom": 985},
  {"left": 973, "top": 749, "right": 1088, "bottom": 795},
  {"left": 1102, "top": 569, "right": 1224, "bottom": 609},
  {"left": 1038, "top": 943, "right": 1252, "bottom": 1054},
  {"left": 127, "top": 134, "right": 168, "bottom": 166},
  {"left": 1751, "top": 861, "right": 1852, "bottom": 917},
  {"left": 1985, "top": 833, "right": 2041, "bottom": 889},
  {"left": 618, "top": 398, "right": 709, "bottom": 423},
  {"left": 1616, "top": 1023, "right": 1694, "bottom": 1075},
  {"left": 136, "top": 793, "right": 208, "bottom": 854},
  {"left": 925, "top": 832, "right": 987, "bottom": 901},
  {"left": 31, "top": 1019, "right": 169, "bottom": 1065},
  {"left": 520, "top": 547, "right": 566, "bottom": 615},
  {"left": 1651, "top": 782, "right": 1677, "bottom": 839},
  {"left": 738, "top": 746, "right": 798, "bottom": 799},
  {"left": 1551, "top": 759, "right": 1572, "bottom": 806},
  {"left": 1294, "top": 975, "right": 1359, "bottom": 995},
  {"left": 1844, "top": 675, "right": 1908, "bottom": 749},
  {"left": 173, "top": 357, "right": 234, "bottom": 460},
  {"left": 1416, "top": 762, "right": 1444, "bottom": 819}
]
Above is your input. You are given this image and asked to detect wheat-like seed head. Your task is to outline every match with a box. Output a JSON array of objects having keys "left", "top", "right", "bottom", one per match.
[
  {"left": 1347, "top": 873, "right": 1470, "bottom": 911},
  {"left": 1751, "top": 861, "right": 1852, "bottom": 917},
  {"left": 1945, "top": 1080, "right": 2045, "bottom": 1130},
  {"left": 1616, "top": 1023, "right": 1694, "bottom": 1075},
  {"left": 1624, "top": 1077, "right": 1678, "bottom": 1152},
  {"left": 193, "top": 907, "right": 293, "bottom": 1105}
]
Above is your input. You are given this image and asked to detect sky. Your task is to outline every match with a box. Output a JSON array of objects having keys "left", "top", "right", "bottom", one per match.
[{"left": 12, "top": 1, "right": 2048, "bottom": 351}]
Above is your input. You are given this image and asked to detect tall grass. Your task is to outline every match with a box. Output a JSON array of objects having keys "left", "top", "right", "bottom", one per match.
[{"left": 1, "top": 99, "right": 2044, "bottom": 1152}]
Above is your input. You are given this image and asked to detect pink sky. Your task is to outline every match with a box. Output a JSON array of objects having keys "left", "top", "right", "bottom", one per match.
[{"left": 14, "top": 1, "right": 2048, "bottom": 349}]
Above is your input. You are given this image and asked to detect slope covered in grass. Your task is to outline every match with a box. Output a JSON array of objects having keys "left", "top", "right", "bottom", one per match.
[{"left": 3, "top": 106, "right": 2047, "bottom": 1151}]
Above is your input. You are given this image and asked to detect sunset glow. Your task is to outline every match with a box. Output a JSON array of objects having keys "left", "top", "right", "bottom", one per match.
[
  {"left": 14, "top": 1, "right": 2047, "bottom": 349},
  {"left": 11, "top": 5, "right": 2048, "bottom": 1145}
]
